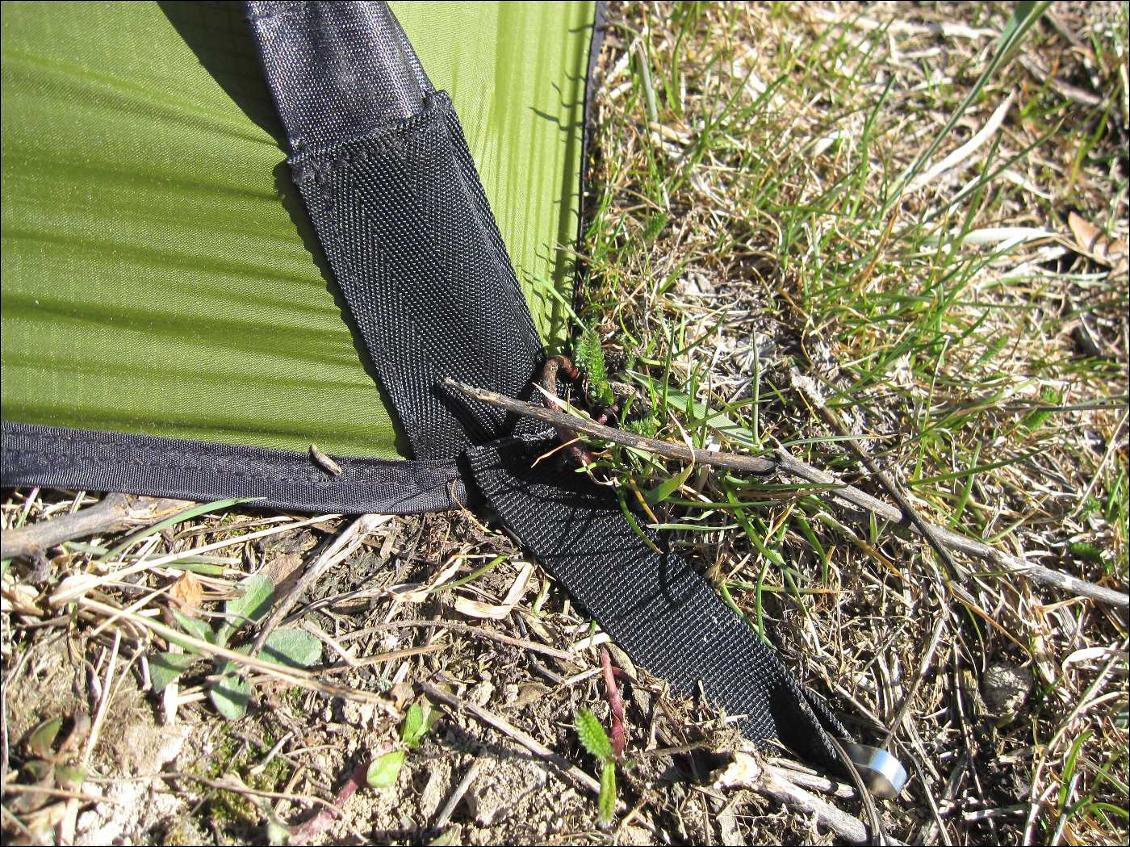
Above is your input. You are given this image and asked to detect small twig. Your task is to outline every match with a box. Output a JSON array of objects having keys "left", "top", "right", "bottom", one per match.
[
  {"left": 793, "top": 372, "right": 960, "bottom": 580},
  {"left": 444, "top": 378, "right": 1128, "bottom": 608},
  {"left": 793, "top": 373, "right": 956, "bottom": 755},
  {"left": 827, "top": 735, "right": 888, "bottom": 844},
  {"left": 82, "top": 631, "right": 120, "bottom": 766},
  {"left": 314, "top": 644, "right": 446, "bottom": 674},
  {"left": 74, "top": 596, "right": 395, "bottom": 709},
  {"left": 248, "top": 732, "right": 294, "bottom": 778},
  {"left": 0, "top": 784, "right": 111, "bottom": 804},
  {"left": 162, "top": 770, "right": 337, "bottom": 811},
  {"left": 420, "top": 678, "right": 606, "bottom": 800},
  {"left": 1, "top": 493, "right": 189, "bottom": 561},
  {"left": 336, "top": 618, "right": 575, "bottom": 662},
  {"left": 58, "top": 631, "right": 121, "bottom": 845},
  {"left": 714, "top": 751, "right": 903, "bottom": 845},
  {"left": 445, "top": 377, "right": 776, "bottom": 474},
  {"left": 250, "top": 514, "right": 386, "bottom": 656},
  {"left": 882, "top": 614, "right": 948, "bottom": 749},
  {"left": 433, "top": 759, "right": 483, "bottom": 829}
]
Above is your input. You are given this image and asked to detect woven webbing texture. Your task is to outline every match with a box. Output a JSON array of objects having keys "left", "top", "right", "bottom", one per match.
[
  {"left": 246, "top": 1, "right": 432, "bottom": 154},
  {"left": 466, "top": 434, "right": 846, "bottom": 766},
  {"left": 249, "top": 2, "right": 543, "bottom": 461},
  {"left": 1, "top": 421, "right": 462, "bottom": 515},
  {"left": 247, "top": 0, "right": 847, "bottom": 767}
]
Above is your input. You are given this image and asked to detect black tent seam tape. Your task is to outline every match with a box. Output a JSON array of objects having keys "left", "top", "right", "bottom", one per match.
[{"left": 0, "top": 421, "right": 464, "bottom": 516}]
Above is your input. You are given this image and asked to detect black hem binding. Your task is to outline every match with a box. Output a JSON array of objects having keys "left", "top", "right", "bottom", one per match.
[{"left": 0, "top": 421, "right": 464, "bottom": 515}]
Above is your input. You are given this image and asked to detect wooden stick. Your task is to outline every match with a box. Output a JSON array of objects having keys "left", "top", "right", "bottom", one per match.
[
  {"left": 444, "top": 377, "right": 776, "bottom": 475},
  {"left": 1, "top": 493, "right": 188, "bottom": 561},
  {"left": 714, "top": 751, "right": 902, "bottom": 845},
  {"left": 420, "top": 678, "right": 606, "bottom": 800},
  {"left": 444, "top": 378, "right": 1128, "bottom": 608}
]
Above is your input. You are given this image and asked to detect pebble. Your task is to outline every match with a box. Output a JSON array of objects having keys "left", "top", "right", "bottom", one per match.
[{"left": 982, "top": 661, "right": 1032, "bottom": 719}]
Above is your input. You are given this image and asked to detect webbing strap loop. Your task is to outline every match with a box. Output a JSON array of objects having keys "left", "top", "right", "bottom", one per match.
[{"left": 247, "top": 0, "right": 851, "bottom": 770}]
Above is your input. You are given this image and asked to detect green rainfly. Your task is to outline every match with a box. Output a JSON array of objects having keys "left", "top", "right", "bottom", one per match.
[{"left": 0, "top": 1, "right": 593, "bottom": 458}]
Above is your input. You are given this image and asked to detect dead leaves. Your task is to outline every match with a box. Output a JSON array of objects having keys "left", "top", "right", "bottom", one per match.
[
  {"left": 168, "top": 572, "right": 204, "bottom": 613},
  {"left": 452, "top": 563, "right": 534, "bottom": 621}
]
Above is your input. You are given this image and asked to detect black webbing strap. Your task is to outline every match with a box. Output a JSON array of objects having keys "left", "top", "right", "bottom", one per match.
[
  {"left": 467, "top": 433, "right": 848, "bottom": 764},
  {"left": 1, "top": 421, "right": 463, "bottom": 515},
  {"left": 247, "top": 0, "right": 848, "bottom": 768},
  {"left": 248, "top": 1, "right": 543, "bottom": 460}
]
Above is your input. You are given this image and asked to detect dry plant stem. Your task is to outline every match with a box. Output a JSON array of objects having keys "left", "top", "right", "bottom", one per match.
[
  {"left": 59, "top": 631, "right": 122, "bottom": 845},
  {"left": 794, "top": 377, "right": 955, "bottom": 752},
  {"left": 250, "top": 514, "right": 383, "bottom": 656},
  {"left": 882, "top": 613, "right": 948, "bottom": 749},
  {"left": 433, "top": 758, "right": 483, "bottom": 829},
  {"left": 338, "top": 618, "right": 574, "bottom": 661},
  {"left": 717, "top": 752, "right": 898, "bottom": 845},
  {"left": 74, "top": 596, "right": 395, "bottom": 708},
  {"left": 1, "top": 493, "right": 189, "bottom": 560},
  {"left": 161, "top": 771, "right": 337, "bottom": 811},
  {"left": 444, "top": 378, "right": 1128, "bottom": 608},
  {"left": 795, "top": 376, "right": 960, "bottom": 580},
  {"left": 0, "top": 784, "right": 108, "bottom": 803},
  {"left": 774, "top": 452, "right": 1126, "bottom": 608},
  {"left": 827, "top": 735, "right": 886, "bottom": 844},
  {"left": 1022, "top": 640, "right": 1128, "bottom": 843},
  {"left": 419, "top": 678, "right": 606, "bottom": 801},
  {"left": 444, "top": 377, "right": 777, "bottom": 475}
]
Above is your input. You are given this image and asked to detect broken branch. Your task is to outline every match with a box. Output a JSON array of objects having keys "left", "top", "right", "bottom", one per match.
[
  {"left": 1, "top": 493, "right": 190, "bottom": 561},
  {"left": 443, "top": 378, "right": 1127, "bottom": 608}
]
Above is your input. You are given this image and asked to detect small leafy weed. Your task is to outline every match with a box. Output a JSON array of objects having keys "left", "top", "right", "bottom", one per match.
[{"left": 149, "top": 573, "right": 322, "bottom": 720}]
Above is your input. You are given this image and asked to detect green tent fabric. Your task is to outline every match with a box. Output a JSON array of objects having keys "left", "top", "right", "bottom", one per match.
[{"left": 1, "top": 0, "right": 592, "bottom": 459}]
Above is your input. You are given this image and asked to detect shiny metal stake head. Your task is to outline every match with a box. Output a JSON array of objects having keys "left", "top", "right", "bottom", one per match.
[{"left": 841, "top": 742, "right": 909, "bottom": 799}]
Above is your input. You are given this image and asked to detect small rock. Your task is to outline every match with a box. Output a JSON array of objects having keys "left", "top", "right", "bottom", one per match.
[
  {"left": 982, "top": 661, "right": 1032, "bottom": 719},
  {"left": 419, "top": 766, "right": 450, "bottom": 820}
]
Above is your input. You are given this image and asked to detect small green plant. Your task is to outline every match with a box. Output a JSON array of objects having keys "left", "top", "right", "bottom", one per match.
[
  {"left": 366, "top": 702, "right": 439, "bottom": 788},
  {"left": 149, "top": 573, "right": 322, "bottom": 720},
  {"left": 571, "top": 329, "right": 660, "bottom": 447},
  {"left": 575, "top": 708, "right": 617, "bottom": 825},
  {"left": 573, "top": 327, "right": 615, "bottom": 406}
]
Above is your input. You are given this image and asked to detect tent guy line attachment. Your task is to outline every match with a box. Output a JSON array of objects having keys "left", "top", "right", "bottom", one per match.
[{"left": 442, "top": 377, "right": 1128, "bottom": 609}]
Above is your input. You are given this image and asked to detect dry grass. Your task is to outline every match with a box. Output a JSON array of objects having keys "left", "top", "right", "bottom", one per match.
[
  {"left": 3, "top": 2, "right": 1128, "bottom": 845},
  {"left": 578, "top": 1, "right": 1128, "bottom": 843}
]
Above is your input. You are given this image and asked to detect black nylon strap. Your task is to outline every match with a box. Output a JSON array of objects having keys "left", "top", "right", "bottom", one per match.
[
  {"left": 466, "top": 434, "right": 847, "bottom": 765},
  {"left": 1, "top": 421, "right": 463, "bottom": 515},
  {"left": 246, "top": 0, "right": 848, "bottom": 768},
  {"left": 249, "top": 1, "right": 543, "bottom": 461}
]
